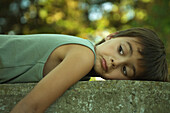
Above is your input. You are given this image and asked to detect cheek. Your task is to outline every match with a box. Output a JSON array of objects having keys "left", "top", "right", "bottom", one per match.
[
  {"left": 94, "top": 58, "right": 102, "bottom": 74},
  {"left": 103, "top": 69, "right": 128, "bottom": 80}
]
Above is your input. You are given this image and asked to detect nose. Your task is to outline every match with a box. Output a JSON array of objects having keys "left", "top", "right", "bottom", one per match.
[{"left": 110, "top": 58, "right": 121, "bottom": 68}]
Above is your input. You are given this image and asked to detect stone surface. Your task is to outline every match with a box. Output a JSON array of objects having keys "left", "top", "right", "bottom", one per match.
[{"left": 0, "top": 80, "right": 170, "bottom": 113}]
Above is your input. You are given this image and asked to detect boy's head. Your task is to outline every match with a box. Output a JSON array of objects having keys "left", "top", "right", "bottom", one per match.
[
  {"left": 106, "top": 27, "right": 168, "bottom": 81},
  {"left": 94, "top": 35, "right": 144, "bottom": 80}
]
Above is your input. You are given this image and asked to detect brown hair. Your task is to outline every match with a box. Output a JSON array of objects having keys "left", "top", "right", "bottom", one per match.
[{"left": 107, "top": 27, "right": 168, "bottom": 82}]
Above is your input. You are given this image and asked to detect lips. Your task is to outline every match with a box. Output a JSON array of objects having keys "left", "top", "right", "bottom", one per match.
[{"left": 101, "top": 57, "right": 108, "bottom": 72}]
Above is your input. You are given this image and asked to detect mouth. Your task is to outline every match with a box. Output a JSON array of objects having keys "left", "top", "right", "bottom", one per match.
[{"left": 101, "top": 57, "right": 108, "bottom": 72}]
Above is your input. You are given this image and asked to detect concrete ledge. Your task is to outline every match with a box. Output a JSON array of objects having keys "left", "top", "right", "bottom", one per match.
[{"left": 0, "top": 80, "right": 170, "bottom": 113}]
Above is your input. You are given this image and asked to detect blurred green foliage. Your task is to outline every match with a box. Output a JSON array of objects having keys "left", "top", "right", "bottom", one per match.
[{"left": 0, "top": 0, "right": 170, "bottom": 72}]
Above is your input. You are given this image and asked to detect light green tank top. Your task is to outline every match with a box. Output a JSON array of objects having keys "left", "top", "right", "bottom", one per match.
[{"left": 0, "top": 34, "right": 96, "bottom": 83}]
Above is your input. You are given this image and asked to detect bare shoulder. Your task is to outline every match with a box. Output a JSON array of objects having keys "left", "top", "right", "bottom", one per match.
[
  {"left": 56, "top": 44, "right": 95, "bottom": 65},
  {"left": 67, "top": 44, "right": 95, "bottom": 60},
  {"left": 63, "top": 44, "right": 95, "bottom": 73},
  {"left": 43, "top": 44, "right": 95, "bottom": 76}
]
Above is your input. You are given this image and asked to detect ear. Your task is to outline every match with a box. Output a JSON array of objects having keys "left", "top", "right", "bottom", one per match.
[
  {"left": 105, "top": 35, "right": 112, "bottom": 41},
  {"left": 105, "top": 32, "right": 118, "bottom": 41}
]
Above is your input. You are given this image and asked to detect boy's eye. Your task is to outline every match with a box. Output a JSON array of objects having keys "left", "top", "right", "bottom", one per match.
[
  {"left": 119, "top": 45, "right": 124, "bottom": 55},
  {"left": 122, "top": 66, "right": 127, "bottom": 76}
]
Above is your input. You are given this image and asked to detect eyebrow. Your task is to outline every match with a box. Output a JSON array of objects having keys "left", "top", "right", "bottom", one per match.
[
  {"left": 126, "top": 41, "right": 136, "bottom": 77},
  {"left": 126, "top": 41, "right": 133, "bottom": 56}
]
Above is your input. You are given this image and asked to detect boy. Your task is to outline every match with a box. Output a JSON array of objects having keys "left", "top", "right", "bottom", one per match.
[{"left": 0, "top": 28, "right": 167, "bottom": 112}]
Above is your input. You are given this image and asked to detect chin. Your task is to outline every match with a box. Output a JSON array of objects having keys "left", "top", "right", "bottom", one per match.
[
  {"left": 100, "top": 76, "right": 109, "bottom": 80},
  {"left": 100, "top": 73, "right": 114, "bottom": 80}
]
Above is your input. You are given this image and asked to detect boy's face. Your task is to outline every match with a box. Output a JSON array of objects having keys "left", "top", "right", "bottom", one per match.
[{"left": 94, "top": 36, "right": 144, "bottom": 80}]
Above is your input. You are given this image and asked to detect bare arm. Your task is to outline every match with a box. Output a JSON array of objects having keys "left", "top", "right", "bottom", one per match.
[{"left": 10, "top": 46, "right": 95, "bottom": 113}]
